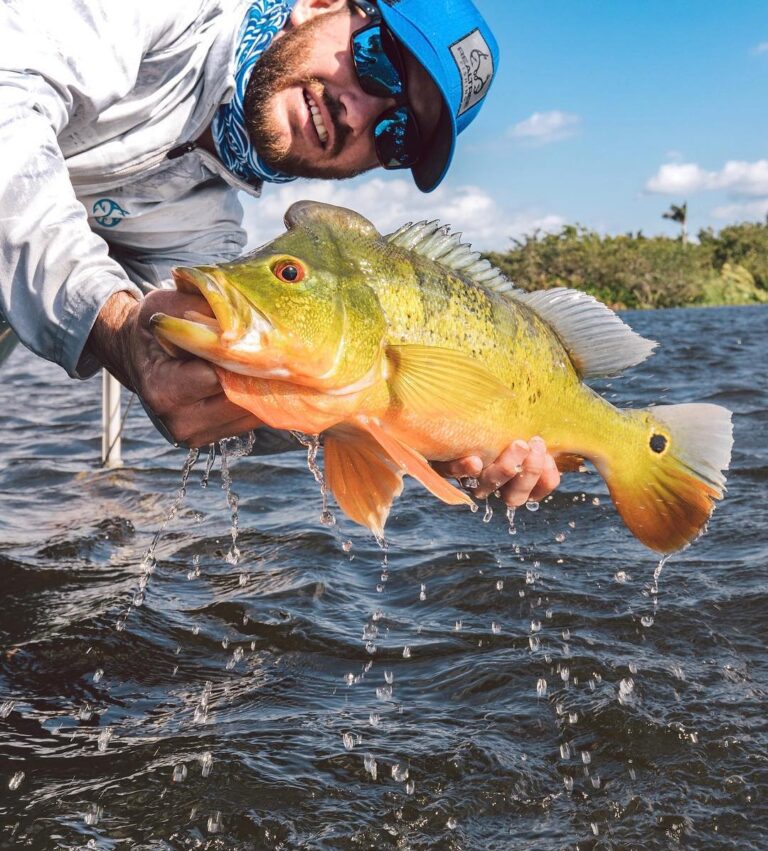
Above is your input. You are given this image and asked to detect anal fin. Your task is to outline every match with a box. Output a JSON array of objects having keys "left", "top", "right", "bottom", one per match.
[{"left": 324, "top": 429, "right": 404, "bottom": 538}]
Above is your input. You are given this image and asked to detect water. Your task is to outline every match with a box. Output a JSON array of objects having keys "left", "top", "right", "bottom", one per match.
[{"left": 1, "top": 305, "right": 767, "bottom": 849}]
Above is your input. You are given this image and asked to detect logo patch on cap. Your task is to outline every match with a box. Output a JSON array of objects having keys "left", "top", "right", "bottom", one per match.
[{"left": 450, "top": 29, "right": 494, "bottom": 116}]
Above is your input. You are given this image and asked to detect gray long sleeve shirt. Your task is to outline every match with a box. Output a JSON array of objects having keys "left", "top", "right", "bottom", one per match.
[{"left": 0, "top": 0, "right": 262, "bottom": 379}]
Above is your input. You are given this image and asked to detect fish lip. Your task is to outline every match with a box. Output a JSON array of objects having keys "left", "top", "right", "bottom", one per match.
[{"left": 171, "top": 266, "right": 272, "bottom": 343}]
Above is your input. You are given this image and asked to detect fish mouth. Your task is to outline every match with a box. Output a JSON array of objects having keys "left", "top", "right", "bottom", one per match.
[{"left": 150, "top": 267, "right": 273, "bottom": 361}]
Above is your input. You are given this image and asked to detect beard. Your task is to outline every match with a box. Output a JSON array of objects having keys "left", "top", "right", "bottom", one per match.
[{"left": 244, "top": 12, "right": 369, "bottom": 180}]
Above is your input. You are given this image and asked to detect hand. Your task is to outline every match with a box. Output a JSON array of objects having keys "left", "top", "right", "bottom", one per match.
[
  {"left": 86, "top": 289, "right": 262, "bottom": 447},
  {"left": 432, "top": 436, "right": 561, "bottom": 508}
]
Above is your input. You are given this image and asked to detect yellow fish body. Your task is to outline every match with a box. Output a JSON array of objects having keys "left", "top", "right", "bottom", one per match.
[{"left": 152, "top": 201, "right": 733, "bottom": 553}]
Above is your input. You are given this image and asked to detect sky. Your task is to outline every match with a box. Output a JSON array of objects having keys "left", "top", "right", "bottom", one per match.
[{"left": 242, "top": 0, "right": 768, "bottom": 252}]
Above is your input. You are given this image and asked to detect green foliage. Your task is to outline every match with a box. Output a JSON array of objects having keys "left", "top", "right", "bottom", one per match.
[
  {"left": 699, "top": 220, "right": 768, "bottom": 290},
  {"left": 486, "top": 221, "right": 768, "bottom": 309}
]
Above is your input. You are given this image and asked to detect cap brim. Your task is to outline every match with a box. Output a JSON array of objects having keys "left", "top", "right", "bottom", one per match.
[
  {"left": 378, "top": 4, "right": 457, "bottom": 193},
  {"left": 412, "top": 104, "right": 455, "bottom": 193}
]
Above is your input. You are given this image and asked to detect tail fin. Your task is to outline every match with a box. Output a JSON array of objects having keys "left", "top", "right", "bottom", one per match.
[{"left": 606, "top": 403, "right": 733, "bottom": 553}]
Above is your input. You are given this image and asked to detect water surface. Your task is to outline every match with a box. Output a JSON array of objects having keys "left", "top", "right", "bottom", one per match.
[{"left": 1, "top": 305, "right": 766, "bottom": 849}]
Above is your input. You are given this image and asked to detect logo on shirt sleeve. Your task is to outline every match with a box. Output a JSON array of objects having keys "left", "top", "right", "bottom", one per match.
[{"left": 450, "top": 29, "right": 494, "bottom": 116}]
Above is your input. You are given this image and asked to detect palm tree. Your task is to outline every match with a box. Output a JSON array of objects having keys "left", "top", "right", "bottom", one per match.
[{"left": 663, "top": 202, "right": 688, "bottom": 245}]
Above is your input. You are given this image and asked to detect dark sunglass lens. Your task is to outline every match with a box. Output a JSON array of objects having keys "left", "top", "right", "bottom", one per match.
[
  {"left": 374, "top": 106, "right": 420, "bottom": 169},
  {"left": 352, "top": 26, "right": 404, "bottom": 98}
]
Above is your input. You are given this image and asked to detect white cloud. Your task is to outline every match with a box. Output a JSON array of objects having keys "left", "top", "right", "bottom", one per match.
[
  {"left": 711, "top": 198, "right": 768, "bottom": 220},
  {"left": 241, "top": 176, "right": 565, "bottom": 252},
  {"left": 751, "top": 41, "right": 768, "bottom": 54},
  {"left": 508, "top": 110, "right": 581, "bottom": 145},
  {"left": 645, "top": 159, "right": 768, "bottom": 196}
]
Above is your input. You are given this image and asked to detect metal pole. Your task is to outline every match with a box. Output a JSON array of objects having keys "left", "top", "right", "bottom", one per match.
[{"left": 101, "top": 370, "right": 123, "bottom": 468}]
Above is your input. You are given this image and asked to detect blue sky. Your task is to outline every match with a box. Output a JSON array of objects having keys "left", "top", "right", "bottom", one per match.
[{"left": 244, "top": 1, "right": 768, "bottom": 251}]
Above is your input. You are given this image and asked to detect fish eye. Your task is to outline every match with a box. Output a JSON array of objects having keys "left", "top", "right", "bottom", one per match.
[
  {"left": 272, "top": 259, "right": 305, "bottom": 283},
  {"left": 649, "top": 433, "right": 668, "bottom": 454}
]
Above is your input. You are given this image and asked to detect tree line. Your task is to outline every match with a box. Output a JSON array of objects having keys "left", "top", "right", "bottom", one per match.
[{"left": 485, "top": 218, "right": 768, "bottom": 310}]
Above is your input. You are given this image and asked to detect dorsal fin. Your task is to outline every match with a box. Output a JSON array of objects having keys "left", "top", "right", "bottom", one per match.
[
  {"left": 385, "top": 221, "right": 655, "bottom": 378},
  {"left": 512, "top": 288, "right": 657, "bottom": 377},
  {"left": 385, "top": 220, "right": 515, "bottom": 294}
]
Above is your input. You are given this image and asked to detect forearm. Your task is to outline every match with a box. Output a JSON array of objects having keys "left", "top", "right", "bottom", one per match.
[{"left": 83, "top": 291, "right": 142, "bottom": 390}]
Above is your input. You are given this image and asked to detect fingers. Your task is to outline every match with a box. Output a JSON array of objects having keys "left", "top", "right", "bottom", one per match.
[
  {"left": 527, "top": 453, "right": 561, "bottom": 502},
  {"left": 431, "top": 455, "right": 483, "bottom": 480},
  {"left": 162, "top": 391, "right": 263, "bottom": 447},
  {"left": 436, "top": 436, "right": 562, "bottom": 509}
]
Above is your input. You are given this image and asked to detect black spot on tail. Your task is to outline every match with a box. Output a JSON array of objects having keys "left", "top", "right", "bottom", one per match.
[{"left": 650, "top": 434, "right": 668, "bottom": 454}]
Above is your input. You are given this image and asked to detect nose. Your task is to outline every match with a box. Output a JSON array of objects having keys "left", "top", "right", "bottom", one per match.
[{"left": 338, "top": 87, "right": 395, "bottom": 136}]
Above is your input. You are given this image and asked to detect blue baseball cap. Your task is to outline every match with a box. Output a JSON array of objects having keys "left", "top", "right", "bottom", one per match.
[{"left": 377, "top": 0, "right": 499, "bottom": 193}]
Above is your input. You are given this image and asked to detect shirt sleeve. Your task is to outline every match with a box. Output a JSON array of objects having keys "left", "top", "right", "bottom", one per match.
[{"left": 0, "top": 0, "right": 202, "bottom": 378}]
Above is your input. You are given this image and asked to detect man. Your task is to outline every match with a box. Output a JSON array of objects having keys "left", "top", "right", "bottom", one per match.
[{"left": 0, "top": 0, "right": 560, "bottom": 508}]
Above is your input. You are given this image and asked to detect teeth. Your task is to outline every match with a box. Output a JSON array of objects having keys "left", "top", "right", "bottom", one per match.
[{"left": 305, "top": 91, "right": 328, "bottom": 145}]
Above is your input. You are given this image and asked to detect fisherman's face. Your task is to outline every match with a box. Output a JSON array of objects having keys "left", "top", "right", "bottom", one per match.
[{"left": 245, "top": 0, "right": 442, "bottom": 180}]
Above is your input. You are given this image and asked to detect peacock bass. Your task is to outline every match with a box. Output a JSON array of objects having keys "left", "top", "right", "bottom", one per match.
[{"left": 151, "top": 201, "right": 733, "bottom": 553}]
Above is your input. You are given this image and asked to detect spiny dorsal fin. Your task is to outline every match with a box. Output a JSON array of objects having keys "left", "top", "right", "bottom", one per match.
[
  {"left": 385, "top": 220, "right": 515, "bottom": 294},
  {"left": 512, "top": 287, "right": 657, "bottom": 377},
  {"left": 385, "top": 222, "right": 655, "bottom": 379}
]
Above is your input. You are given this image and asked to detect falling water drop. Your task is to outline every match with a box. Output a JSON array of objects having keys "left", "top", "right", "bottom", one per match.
[
  {"left": 8, "top": 771, "right": 24, "bottom": 790},
  {"left": 525, "top": 499, "right": 540, "bottom": 512}
]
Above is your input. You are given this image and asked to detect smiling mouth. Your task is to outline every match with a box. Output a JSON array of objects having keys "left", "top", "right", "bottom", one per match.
[{"left": 304, "top": 89, "right": 329, "bottom": 147}]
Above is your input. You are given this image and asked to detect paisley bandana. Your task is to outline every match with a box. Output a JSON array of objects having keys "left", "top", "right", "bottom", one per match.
[{"left": 212, "top": 0, "right": 296, "bottom": 187}]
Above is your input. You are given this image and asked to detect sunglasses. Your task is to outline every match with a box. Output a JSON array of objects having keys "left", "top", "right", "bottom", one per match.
[{"left": 349, "top": 0, "right": 422, "bottom": 169}]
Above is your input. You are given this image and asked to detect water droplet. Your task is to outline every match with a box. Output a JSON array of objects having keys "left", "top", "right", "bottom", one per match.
[
  {"left": 376, "top": 685, "right": 393, "bottom": 701},
  {"left": 641, "top": 615, "right": 655, "bottom": 627},
  {"left": 92, "top": 669, "right": 104, "bottom": 684},
  {"left": 529, "top": 635, "right": 540, "bottom": 651},
  {"left": 84, "top": 803, "right": 102, "bottom": 826},
  {"left": 482, "top": 500, "right": 493, "bottom": 523},
  {"left": 536, "top": 678, "right": 547, "bottom": 697},
  {"left": 172, "top": 763, "right": 188, "bottom": 783},
  {"left": 525, "top": 499, "right": 540, "bottom": 512},
  {"left": 506, "top": 506, "right": 517, "bottom": 535},
  {"left": 1, "top": 700, "right": 16, "bottom": 719},
  {"left": 384, "top": 670, "right": 394, "bottom": 685},
  {"left": 563, "top": 775, "right": 574, "bottom": 791},
  {"left": 614, "top": 570, "right": 629, "bottom": 583},
  {"left": 562, "top": 628, "right": 571, "bottom": 641},
  {"left": 560, "top": 666, "right": 570, "bottom": 683},
  {"left": 530, "top": 620, "right": 542, "bottom": 633},
  {"left": 447, "top": 816, "right": 458, "bottom": 830},
  {"left": 525, "top": 570, "right": 535, "bottom": 585},
  {"left": 207, "top": 811, "right": 223, "bottom": 834},
  {"left": 96, "top": 727, "right": 113, "bottom": 752},
  {"left": 364, "top": 754, "right": 378, "bottom": 780},
  {"left": 320, "top": 509, "right": 336, "bottom": 527},
  {"left": 200, "top": 751, "right": 213, "bottom": 777},
  {"left": 591, "top": 822, "right": 599, "bottom": 836},
  {"left": 365, "top": 641, "right": 377, "bottom": 655},
  {"left": 454, "top": 620, "right": 463, "bottom": 632},
  {"left": 592, "top": 497, "right": 601, "bottom": 506},
  {"left": 491, "top": 622, "right": 501, "bottom": 635},
  {"left": 469, "top": 502, "right": 479, "bottom": 514},
  {"left": 342, "top": 540, "right": 352, "bottom": 553},
  {"left": 462, "top": 476, "right": 479, "bottom": 490},
  {"left": 405, "top": 779, "right": 415, "bottom": 794},
  {"left": 419, "top": 583, "right": 427, "bottom": 602},
  {"left": 618, "top": 677, "right": 635, "bottom": 705},
  {"left": 238, "top": 572, "right": 248, "bottom": 587},
  {"left": 560, "top": 743, "right": 571, "bottom": 759},
  {"left": 568, "top": 712, "right": 578, "bottom": 724},
  {"left": 369, "top": 712, "right": 380, "bottom": 727},
  {"left": 581, "top": 750, "right": 592, "bottom": 765},
  {"left": 402, "top": 646, "right": 411, "bottom": 659},
  {"left": 8, "top": 771, "right": 24, "bottom": 790},
  {"left": 554, "top": 532, "right": 566, "bottom": 543},
  {"left": 495, "top": 579, "right": 504, "bottom": 591},
  {"left": 342, "top": 732, "right": 357, "bottom": 750},
  {"left": 391, "top": 763, "right": 409, "bottom": 782}
]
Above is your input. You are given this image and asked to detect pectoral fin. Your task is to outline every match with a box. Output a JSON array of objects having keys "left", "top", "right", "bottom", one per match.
[
  {"left": 324, "top": 429, "right": 404, "bottom": 537},
  {"left": 386, "top": 344, "right": 514, "bottom": 419},
  {"left": 354, "top": 416, "right": 475, "bottom": 509}
]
